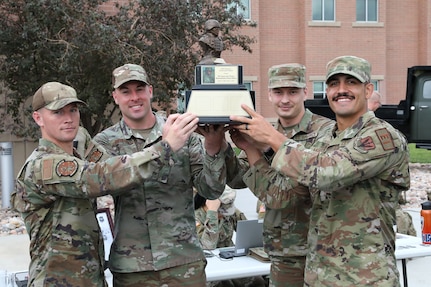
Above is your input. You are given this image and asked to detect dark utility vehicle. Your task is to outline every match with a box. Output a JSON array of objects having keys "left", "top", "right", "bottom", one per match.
[{"left": 305, "top": 66, "right": 431, "bottom": 149}]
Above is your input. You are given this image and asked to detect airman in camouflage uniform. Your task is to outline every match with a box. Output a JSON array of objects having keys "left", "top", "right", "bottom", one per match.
[
  {"left": 227, "top": 64, "right": 334, "bottom": 287},
  {"left": 195, "top": 186, "right": 246, "bottom": 250},
  {"left": 93, "top": 64, "right": 232, "bottom": 286},
  {"left": 396, "top": 192, "right": 417, "bottom": 236},
  {"left": 194, "top": 186, "right": 267, "bottom": 287},
  {"left": 230, "top": 56, "right": 410, "bottom": 287},
  {"left": 11, "top": 82, "right": 176, "bottom": 287},
  {"left": 396, "top": 208, "right": 417, "bottom": 236}
]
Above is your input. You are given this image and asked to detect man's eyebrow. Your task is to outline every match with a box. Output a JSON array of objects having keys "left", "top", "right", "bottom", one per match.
[
  {"left": 328, "top": 75, "right": 358, "bottom": 82},
  {"left": 345, "top": 75, "right": 357, "bottom": 80},
  {"left": 326, "top": 76, "right": 338, "bottom": 82}
]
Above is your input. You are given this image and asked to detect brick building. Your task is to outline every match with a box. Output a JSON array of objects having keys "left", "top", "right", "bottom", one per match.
[
  {"left": 100, "top": 0, "right": 430, "bottom": 119},
  {"left": 219, "top": 0, "right": 431, "bottom": 120},
  {"left": 2, "top": 0, "right": 431, "bottom": 176}
]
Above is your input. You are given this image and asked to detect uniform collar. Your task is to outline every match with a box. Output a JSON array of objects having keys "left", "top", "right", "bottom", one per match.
[
  {"left": 333, "top": 111, "right": 375, "bottom": 139},
  {"left": 38, "top": 138, "right": 71, "bottom": 155},
  {"left": 275, "top": 109, "right": 314, "bottom": 137},
  {"left": 118, "top": 113, "right": 165, "bottom": 143}
]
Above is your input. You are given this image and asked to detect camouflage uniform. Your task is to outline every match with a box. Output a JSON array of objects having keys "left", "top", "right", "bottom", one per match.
[
  {"left": 243, "top": 111, "right": 333, "bottom": 287},
  {"left": 228, "top": 64, "right": 334, "bottom": 287},
  {"left": 9, "top": 81, "right": 168, "bottom": 287},
  {"left": 270, "top": 56, "right": 411, "bottom": 287},
  {"left": 11, "top": 137, "right": 163, "bottom": 287},
  {"left": 396, "top": 208, "right": 417, "bottom": 236},
  {"left": 195, "top": 205, "right": 246, "bottom": 251},
  {"left": 195, "top": 187, "right": 266, "bottom": 287},
  {"left": 395, "top": 193, "right": 417, "bottom": 236},
  {"left": 93, "top": 114, "right": 230, "bottom": 283},
  {"left": 73, "top": 126, "right": 92, "bottom": 157},
  {"left": 195, "top": 187, "right": 246, "bottom": 250}
]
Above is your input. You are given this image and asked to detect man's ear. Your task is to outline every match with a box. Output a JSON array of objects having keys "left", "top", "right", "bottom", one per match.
[
  {"left": 148, "top": 85, "right": 154, "bottom": 99},
  {"left": 112, "top": 90, "right": 119, "bottom": 105},
  {"left": 267, "top": 90, "right": 272, "bottom": 103},
  {"left": 32, "top": 111, "right": 43, "bottom": 127},
  {"left": 303, "top": 87, "right": 308, "bottom": 99},
  {"left": 365, "top": 83, "right": 374, "bottom": 100}
]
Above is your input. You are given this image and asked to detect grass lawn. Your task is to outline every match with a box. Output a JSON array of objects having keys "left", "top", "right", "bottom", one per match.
[{"left": 408, "top": 144, "right": 431, "bottom": 163}]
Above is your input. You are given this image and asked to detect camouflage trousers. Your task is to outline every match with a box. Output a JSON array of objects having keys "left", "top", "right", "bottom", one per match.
[
  {"left": 269, "top": 255, "right": 305, "bottom": 287},
  {"left": 112, "top": 259, "right": 207, "bottom": 287}
]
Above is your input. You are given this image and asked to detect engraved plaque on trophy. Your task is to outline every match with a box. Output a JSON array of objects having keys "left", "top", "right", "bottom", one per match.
[{"left": 185, "top": 64, "right": 255, "bottom": 124}]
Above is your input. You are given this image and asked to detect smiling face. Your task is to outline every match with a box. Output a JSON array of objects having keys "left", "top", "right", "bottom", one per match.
[
  {"left": 326, "top": 74, "right": 374, "bottom": 130},
  {"left": 33, "top": 103, "right": 80, "bottom": 152},
  {"left": 113, "top": 80, "right": 155, "bottom": 129},
  {"left": 268, "top": 87, "right": 307, "bottom": 127}
]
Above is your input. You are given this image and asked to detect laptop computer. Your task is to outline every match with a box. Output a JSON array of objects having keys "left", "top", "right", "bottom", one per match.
[{"left": 218, "top": 219, "right": 264, "bottom": 258}]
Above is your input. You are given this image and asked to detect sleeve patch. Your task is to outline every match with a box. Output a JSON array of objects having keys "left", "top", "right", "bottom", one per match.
[
  {"left": 56, "top": 159, "right": 79, "bottom": 177},
  {"left": 42, "top": 159, "right": 54, "bottom": 181},
  {"left": 375, "top": 128, "right": 395, "bottom": 151},
  {"left": 87, "top": 149, "right": 103, "bottom": 163},
  {"left": 358, "top": 136, "right": 376, "bottom": 151}
]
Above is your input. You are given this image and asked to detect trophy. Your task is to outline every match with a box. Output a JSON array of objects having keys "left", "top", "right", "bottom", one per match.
[{"left": 185, "top": 63, "right": 255, "bottom": 124}]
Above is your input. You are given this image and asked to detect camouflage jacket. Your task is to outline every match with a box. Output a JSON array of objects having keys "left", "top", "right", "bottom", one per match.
[
  {"left": 93, "top": 114, "right": 229, "bottom": 272},
  {"left": 195, "top": 208, "right": 247, "bottom": 249},
  {"left": 272, "top": 111, "right": 410, "bottom": 287},
  {"left": 11, "top": 138, "right": 163, "bottom": 287},
  {"left": 229, "top": 109, "right": 334, "bottom": 258}
]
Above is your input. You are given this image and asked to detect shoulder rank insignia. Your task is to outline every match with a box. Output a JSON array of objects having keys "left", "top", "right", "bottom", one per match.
[
  {"left": 375, "top": 128, "right": 395, "bottom": 151},
  {"left": 56, "top": 159, "right": 78, "bottom": 177}
]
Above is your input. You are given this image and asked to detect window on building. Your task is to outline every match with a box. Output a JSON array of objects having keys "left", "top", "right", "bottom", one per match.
[
  {"left": 244, "top": 81, "right": 252, "bottom": 91},
  {"left": 227, "top": 0, "right": 251, "bottom": 20},
  {"left": 371, "top": 79, "right": 379, "bottom": 91},
  {"left": 312, "top": 0, "right": 335, "bottom": 21},
  {"left": 356, "top": 0, "right": 378, "bottom": 22},
  {"left": 313, "top": 81, "right": 327, "bottom": 99}
]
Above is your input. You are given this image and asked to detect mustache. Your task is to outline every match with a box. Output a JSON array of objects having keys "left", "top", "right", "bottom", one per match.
[{"left": 332, "top": 93, "right": 355, "bottom": 101}]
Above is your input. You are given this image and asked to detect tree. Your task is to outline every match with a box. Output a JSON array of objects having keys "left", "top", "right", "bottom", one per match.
[{"left": 0, "top": 0, "right": 255, "bottom": 138}]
